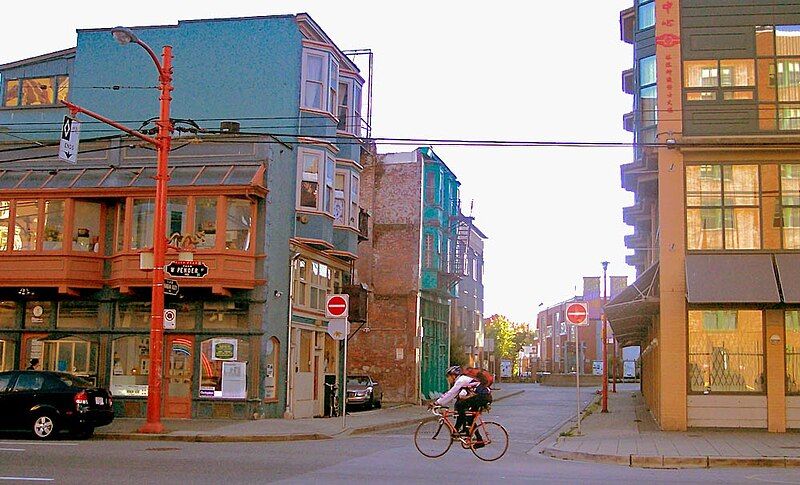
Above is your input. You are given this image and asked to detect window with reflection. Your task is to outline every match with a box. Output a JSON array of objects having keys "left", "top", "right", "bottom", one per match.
[
  {"left": 0, "top": 338, "right": 15, "bottom": 371},
  {"left": 202, "top": 301, "right": 248, "bottom": 330},
  {"left": 42, "top": 337, "right": 98, "bottom": 379},
  {"left": 194, "top": 197, "right": 217, "bottom": 248},
  {"left": 688, "top": 310, "right": 764, "bottom": 394},
  {"left": 110, "top": 336, "right": 150, "bottom": 396},
  {"left": 2, "top": 76, "right": 66, "bottom": 107},
  {"left": 757, "top": 25, "right": 800, "bottom": 130},
  {"left": 0, "top": 201, "right": 9, "bottom": 251},
  {"left": 115, "top": 202, "right": 125, "bottom": 252},
  {"left": 73, "top": 201, "right": 101, "bottom": 252},
  {"left": 14, "top": 200, "right": 37, "bottom": 250},
  {"left": 686, "top": 164, "right": 760, "bottom": 250},
  {"left": 199, "top": 337, "right": 249, "bottom": 399},
  {"left": 787, "top": 311, "right": 800, "bottom": 394},
  {"left": 0, "top": 301, "right": 16, "bottom": 328},
  {"left": 225, "top": 199, "right": 252, "bottom": 251},
  {"left": 57, "top": 301, "right": 101, "bottom": 329},
  {"left": 350, "top": 174, "right": 360, "bottom": 229},
  {"left": 43, "top": 200, "right": 64, "bottom": 250},
  {"left": 638, "top": 0, "right": 655, "bottom": 30},
  {"left": 309, "top": 261, "right": 329, "bottom": 311},
  {"left": 131, "top": 199, "right": 154, "bottom": 249},
  {"left": 115, "top": 301, "right": 151, "bottom": 328},
  {"left": 3, "top": 80, "right": 19, "bottom": 107},
  {"left": 166, "top": 198, "right": 187, "bottom": 239},
  {"left": 300, "top": 152, "right": 321, "bottom": 209},
  {"left": 781, "top": 164, "right": 800, "bottom": 248},
  {"left": 334, "top": 172, "right": 346, "bottom": 225},
  {"left": 294, "top": 259, "right": 307, "bottom": 307}
]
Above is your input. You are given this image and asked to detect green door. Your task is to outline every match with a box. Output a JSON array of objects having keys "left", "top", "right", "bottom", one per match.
[{"left": 420, "top": 299, "right": 450, "bottom": 400}]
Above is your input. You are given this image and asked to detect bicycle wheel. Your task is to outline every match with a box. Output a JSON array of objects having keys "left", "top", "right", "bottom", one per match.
[
  {"left": 470, "top": 421, "right": 509, "bottom": 461},
  {"left": 414, "top": 420, "right": 453, "bottom": 458}
]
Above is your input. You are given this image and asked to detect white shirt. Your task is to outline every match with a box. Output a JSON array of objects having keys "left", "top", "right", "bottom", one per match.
[{"left": 435, "top": 375, "right": 478, "bottom": 406}]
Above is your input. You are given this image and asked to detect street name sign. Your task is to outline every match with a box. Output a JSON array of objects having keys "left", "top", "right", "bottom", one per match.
[
  {"left": 59, "top": 116, "right": 80, "bottom": 164},
  {"left": 565, "top": 302, "right": 589, "bottom": 326},
  {"left": 165, "top": 261, "right": 209, "bottom": 278},
  {"left": 325, "top": 294, "right": 349, "bottom": 319},
  {"left": 164, "top": 278, "right": 180, "bottom": 296}
]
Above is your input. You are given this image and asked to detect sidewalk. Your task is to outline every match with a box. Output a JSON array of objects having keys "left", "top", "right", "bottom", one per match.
[
  {"left": 542, "top": 384, "right": 800, "bottom": 469},
  {"left": 95, "top": 387, "right": 524, "bottom": 443}
]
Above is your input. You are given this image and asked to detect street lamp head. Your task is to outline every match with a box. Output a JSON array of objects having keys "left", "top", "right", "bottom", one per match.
[
  {"left": 111, "top": 27, "right": 138, "bottom": 46},
  {"left": 601, "top": 261, "right": 609, "bottom": 271}
]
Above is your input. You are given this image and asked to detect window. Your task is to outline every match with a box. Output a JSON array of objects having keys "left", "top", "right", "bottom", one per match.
[
  {"left": 263, "top": 337, "right": 279, "bottom": 400},
  {"left": 57, "top": 301, "right": 100, "bottom": 329},
  {"left": 116, "top": 301, "right": 151, "bottom": 328},
  {"left": 350, "top": 173, "right": 360, "bottom": 229},
  {"left": 688, "top": 310, "right": 764, "bottom": 394},
  {"left": 225, "top": 199, "right": 252, "bottom": 251},
  {"left": 638, "top": 0, "right": 655, "bottom": 30},
  {"left": 424, "top": 233, "right": 434, "bottom": 268},
  {"left": 0, "top": 201, "right": 8, "bottom": 251},
  {"left": 299, "top": 150, "right": 322, "bottom": 210},
  {"left": 684, "top": 59, "right": 755, "bottom": 102},
  {"left": 200, "top": 338, "right": 249, "bottom": 399},
  {"left": 110, "top": 336, "right": 150, "bottom": 397},
  {"left": 309, "top": 261, "right": 328, "bottom": 311},
  {"left": 42, "top": 200, "right": 64, "bottom": 250},
  {"left": 301, "top": 49, "right": 339, "bottom": 116},
  {"left": 14, "top": 200, "right": 37, "bottom": 250},
  {"left": 0, "top": 301, "right": 15, "bottom": 328},
  {"left": 2, "top": 75, "right": 68, "bottom": 107},
  {"left": 334, "top": 171, "right": 347, "bottom": 225},
  {"left": 324, "top": 156, "right": 335, "bottom": 214},
  {"left": 686, "top": 164, "right": 760, "bottom": 250},
  {"left": 337, "top": 81, "right": 350, "bottom": 131},
  {"left": 787, "top": 311, "right": 800, "bottom": 394},
  {"left": 0, "top": 338, "right": 14, "bottom": 371},
  {"left": 336, "top": 78, "right": 364, "bottom": 135},
  {"left": 294, "top": 258, "right": 308, "bottom": 307},
  {"left": 194, "top": 197, "right": 217, "bottom": 248},
  {"left": 202, "top": 301, "right": 248, "bottom": 330},
  {"left": 131, "top": 199, "right": 154, "bottom": 249},
  {"left": 42, "top": 337, "right": 98, "bottom": 377},
  {"left": 73, "top": 201, "right": 101, "bottom": 252},
  {"left": 756, "top": 25, "right": 800, "bottom": 130},
  {"left": 166, "top": 198, "right": 187, "bottom": 240}
]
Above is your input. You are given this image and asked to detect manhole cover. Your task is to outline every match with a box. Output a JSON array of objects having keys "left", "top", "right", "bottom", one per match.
[{"left": 145, "top": 447, "right": 181, "bottom": 452}]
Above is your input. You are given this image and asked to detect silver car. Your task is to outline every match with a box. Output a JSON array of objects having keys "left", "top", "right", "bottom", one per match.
[{"left": 345, "top": 375, "right": 382, "bottom": 409}]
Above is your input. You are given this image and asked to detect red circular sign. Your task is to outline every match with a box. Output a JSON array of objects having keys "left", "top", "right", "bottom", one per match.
[
  {"left": 326, "top": 295, "right": 348, "bottom": 317},
  {"left": 565, "top": 303, "right": 587, "bottom": 324}
]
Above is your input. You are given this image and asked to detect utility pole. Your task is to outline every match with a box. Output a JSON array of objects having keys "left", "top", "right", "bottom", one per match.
[{"left": 601, "top": 261, "right": 609, "bottom": 413}]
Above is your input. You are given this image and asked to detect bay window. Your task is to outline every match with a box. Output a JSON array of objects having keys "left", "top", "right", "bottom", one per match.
[
  {"left": 131, "top": 199, "right": 154, "bottom": 249},
  {"left": 194, "top": 197, "right": 217, "bottom": 248},
  {"left": 350, "top": 173, "right": 360, "bottom": 229},
  {"left": 334, "top": 172, "right": 347, "bottom": 225},
  {"left": 73, "top": 201, "right": 101, "bottom": 252},
  {"left": 324, "top": 156, "right": 335, "bottom": 214},
  {"left": 14, "top": 200, "right": 38, "bottom": 250},
  {"left": 43, "top": 200, "right": 65, "bottom": 250},
  {"left": 0, "top": 201, "right": 9, "bottom": 251},
  {"left": 301, "top": 48, "right": 339, "bottom": 116},
  {"left": 299, "top": 151, "right": 322, "bottom": 210},
  {"left": 225, "top": 199, "right": 252, "bottom": 251},
  {"left": 689, "top": 310, "right": 764, "bottom": 394},
  {"left": 686, "top": 164, "right": 760, "bottom": 250},
  {"left": 337, "top": 78, "right": 364, "bottom": 135}
]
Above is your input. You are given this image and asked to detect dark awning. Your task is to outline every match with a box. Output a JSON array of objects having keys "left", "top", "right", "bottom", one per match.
[
  {"left": 776, "top": 254, "right": 800, "bottom": 304},
  {"left": 685, "top": 254, "right": 780, "bottom": 304},
  {"left": 605, "top": 262, "right": 660, "bottom": 347}
]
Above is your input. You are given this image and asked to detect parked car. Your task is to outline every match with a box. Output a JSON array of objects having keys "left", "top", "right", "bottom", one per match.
[
  {"left": 0, "top": 371, "right": 114, "bottom": 439},
  {"left": 345, "top": 375, "right": 382, "bottom": 409}
]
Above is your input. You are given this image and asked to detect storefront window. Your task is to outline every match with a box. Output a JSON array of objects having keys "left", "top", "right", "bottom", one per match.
[
  {"left": 25, "top": 301, "right": 52, "bottom": 328},
  {"left": 202, "top": 301, "right": 248, "bottom": 330},
  {"left": 110, "top": 336, "right": 150, "bottom": 397},
  {"left": 116, "top": 301, "right": 193, "bottom": 329},
  {"left": 264, "top": 337, "right": 279, "bottom": 400},
  {"left": 0, "top": 301, "right": 16, "bottom": 328},
  {"left": 40, "top": 337, "right": 98, "bottom": 381},
  {"left": 131, "top": 199, "right": 154, "bottom": 249},
  {"left": 225, "top": 199, "right": 251, "bottom": 251},
  {"left": 688, "top": 310, "right": 764, "bottom": 394},
  {"left": 57, "top": 301, "right": 101, "bottom": 329},
  {"left": 73, "top": 201, "right": 101, "bottom": 252},
  {"left": 199, "top": 337, "right": 249, "bottom": 399},
  {"left": 43, "top": 200, "right": 64, "bottom": 250},
  {"left": 194, "top": 197, "right": 217, "bottom": 249},
  {"left": 0, "top": 338, "right": 15, "bottom": 371},
  {"left": 787, "top": 311, "right": 800, "bottom": 394}
]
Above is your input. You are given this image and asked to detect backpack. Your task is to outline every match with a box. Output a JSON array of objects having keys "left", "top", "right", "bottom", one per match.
[{"left": 463, "top": 367, "right": 494, "bottom": 388}]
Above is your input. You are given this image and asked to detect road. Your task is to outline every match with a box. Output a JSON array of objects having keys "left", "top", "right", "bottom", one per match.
[{"left": 1, "top": 384, "right": 799, "bottom": 484}]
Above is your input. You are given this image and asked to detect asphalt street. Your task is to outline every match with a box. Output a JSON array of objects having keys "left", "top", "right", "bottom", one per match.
[{"left": 1, "top": 384, "right": 799, "bottom": 484}]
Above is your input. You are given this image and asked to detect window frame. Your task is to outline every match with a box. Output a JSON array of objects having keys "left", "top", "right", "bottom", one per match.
[
  {"left": 296, "top": 148, "right": 337, "bottom": 216},
  {"left": 637, "top": 0, "right": 655, "bottom": 31},
  {"left": 683, "top": 59, "right": 756, "bottom": 103},
  {"left": 300, "top": 48, "right": 340, "bottom": 117}
]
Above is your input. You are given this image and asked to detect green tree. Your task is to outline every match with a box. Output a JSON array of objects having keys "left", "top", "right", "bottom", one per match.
[{"left": 485, "top": 314, "right": 516, "bottom": 361}]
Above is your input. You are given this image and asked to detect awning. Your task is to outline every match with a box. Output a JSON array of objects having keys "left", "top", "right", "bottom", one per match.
[
  {"left": 605, "top": 262, "right": 660, "bottom": 347},
  {"left": 775, "top": 254, "right": 800, "bottom": 304},
  {"left": 685, "top": 254, "right": 780, "bottom": 303}
]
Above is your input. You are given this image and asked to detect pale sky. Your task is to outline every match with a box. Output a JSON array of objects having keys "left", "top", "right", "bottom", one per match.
[{"left": 1, "top": 0, "right": 636, "bottom": 324}]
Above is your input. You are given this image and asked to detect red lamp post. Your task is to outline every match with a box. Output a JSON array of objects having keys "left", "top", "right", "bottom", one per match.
[
  {"left": 64, "top": 27, "right": 173, "bottom": 433},
  {"left": 601, "top": 261, "right": 609, "bottom": 413}
]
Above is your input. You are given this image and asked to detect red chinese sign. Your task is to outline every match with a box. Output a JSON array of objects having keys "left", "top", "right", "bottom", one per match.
[{"left": 656, "top": 0, "right": 681, "bottom": 118}]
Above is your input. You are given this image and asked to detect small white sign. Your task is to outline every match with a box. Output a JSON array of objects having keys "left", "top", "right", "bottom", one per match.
[
  {"left": 163, "top": 308, "right": 176, "bottom": 329},
  {"left": 327, "top": 318, "right": 349, "bottom": 340},
  {"left": 58, "top": 116, "right": 80, "bottom": 164}
]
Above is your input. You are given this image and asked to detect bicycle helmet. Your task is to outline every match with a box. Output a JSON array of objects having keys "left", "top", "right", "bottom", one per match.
[{"left": 446, "top": 365, "right": 463, "bottom": 376}]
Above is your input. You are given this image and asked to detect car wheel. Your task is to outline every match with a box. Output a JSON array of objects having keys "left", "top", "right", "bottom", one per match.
[
  {"left": 32, "top": 414, "right": 57, "bottom": 440},
  {"left": 374, "top": 398, "right": 382, "bottom": 409},
  {"left": 73, "top": 426, "right": 94, "bottom": 440}
]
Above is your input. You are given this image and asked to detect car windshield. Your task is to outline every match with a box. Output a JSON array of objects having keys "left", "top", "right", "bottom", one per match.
[
  {"left": 347, "top": 376, "right": 370, "bottom": 386},
  {"left": 57, "top": 374, "right": 94, "bottom": 388}
]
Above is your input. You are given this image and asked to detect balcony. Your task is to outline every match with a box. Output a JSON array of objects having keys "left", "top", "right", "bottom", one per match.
[
  {"left": 623, "top": 111, "right": 635, "bottom": 132},
  {"left": 0, "top": 253, "right": 103, "bottom": 294},
  {"left": 622, "top": 68, "right": 634, "bottom": 95},
  {"left": 620, "top": 6, "right": 635, "bottom": 44}
]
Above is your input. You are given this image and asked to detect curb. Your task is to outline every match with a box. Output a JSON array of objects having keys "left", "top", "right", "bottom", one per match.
[
  {"left": 541, "top": 448, "right": 800, "bottom": 469},
  {"left": 95, "top": 389, "right": 526, "bottom": 443}
]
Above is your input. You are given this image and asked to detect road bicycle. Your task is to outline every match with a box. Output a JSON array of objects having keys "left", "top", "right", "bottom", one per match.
[
  {"left": 414, "top": 405, "right": 508, "bottom": 461},
  {"left": 324, "top": 381, "right": 339, "bottom": 417}
]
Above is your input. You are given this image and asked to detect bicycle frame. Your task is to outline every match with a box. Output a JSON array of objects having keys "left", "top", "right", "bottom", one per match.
[{"left": 432, "top": 407, "right": 491, "bottom": 448}]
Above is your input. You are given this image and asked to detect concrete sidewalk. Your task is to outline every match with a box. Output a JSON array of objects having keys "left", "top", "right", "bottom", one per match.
[
  {"left": 95, "top": 387, "right": 524, "bottom": 442},
  {"left": 542, "top": 384, "right": 800, "bottom": 468}
]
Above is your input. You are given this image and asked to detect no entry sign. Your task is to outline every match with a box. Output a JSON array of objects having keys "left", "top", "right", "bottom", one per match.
[
  {"left": 325, "top": 294, "right": 349, "bottom": 319},
  {"left": 566, "top": 302, "right": 589, "bottom": 326}
]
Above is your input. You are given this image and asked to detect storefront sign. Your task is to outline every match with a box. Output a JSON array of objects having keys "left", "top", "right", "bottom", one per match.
[{"left": 211, "top": 338, "right": 238, "bottom": 361}]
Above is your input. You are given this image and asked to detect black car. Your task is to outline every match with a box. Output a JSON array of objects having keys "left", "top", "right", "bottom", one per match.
[{"left": 0, "top": 371, "right": 114, "bottom": 439}]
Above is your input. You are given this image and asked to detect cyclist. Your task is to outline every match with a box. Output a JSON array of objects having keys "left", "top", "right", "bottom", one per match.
[{"left": 431, "top": 365, "right": 492, "bottom": 440}]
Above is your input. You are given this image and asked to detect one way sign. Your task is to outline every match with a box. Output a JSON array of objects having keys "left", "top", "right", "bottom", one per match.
[{"left": 58, "top": 116, "right": 80, "bottom": 164}]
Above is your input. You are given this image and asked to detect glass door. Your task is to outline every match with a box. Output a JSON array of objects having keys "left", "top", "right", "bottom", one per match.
[{"left": 164, "top": 335, "right": 194, "bottom": 418}]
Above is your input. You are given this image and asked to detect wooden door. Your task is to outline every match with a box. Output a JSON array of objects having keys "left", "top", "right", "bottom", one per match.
[{"left": 164, "top": 335, "right": 194, "bottom": 418}]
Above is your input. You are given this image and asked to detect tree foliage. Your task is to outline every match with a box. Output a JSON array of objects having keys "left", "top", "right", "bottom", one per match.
[{"left": 485, "top": 314, "right": 517, "bottom": 360}]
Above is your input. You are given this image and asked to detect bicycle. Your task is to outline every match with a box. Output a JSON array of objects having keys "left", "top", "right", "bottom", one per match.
[
  {"left": 414, "top": 405, "right": 509, "bottom": 461},
  {"left": 324, "top": 381, "right": 339, "bottom": 417}
]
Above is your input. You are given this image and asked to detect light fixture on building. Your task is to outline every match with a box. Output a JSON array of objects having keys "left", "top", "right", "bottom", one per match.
[{"left": 18, "top": 288, "right": 33, "bottom": 296}]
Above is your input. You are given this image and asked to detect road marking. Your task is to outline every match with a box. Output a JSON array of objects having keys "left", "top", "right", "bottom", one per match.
[
  {"left": 0, "top": 478, "right": 54, "bottom": 482},
  {"left": 0, "top": 442, "right": 77, "bottom": 446},
  {"left": 0, "top": 448, "right": 24, "bottom": 451}
]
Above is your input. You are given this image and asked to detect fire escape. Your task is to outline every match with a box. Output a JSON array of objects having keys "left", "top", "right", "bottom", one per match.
[{"left": 438, "top": 199, "right": 473, "bottom": 294}]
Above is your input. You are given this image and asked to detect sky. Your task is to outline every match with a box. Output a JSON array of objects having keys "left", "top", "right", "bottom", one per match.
[{"left": 0, "top": 0, "right": 636, "bottom": 324}]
